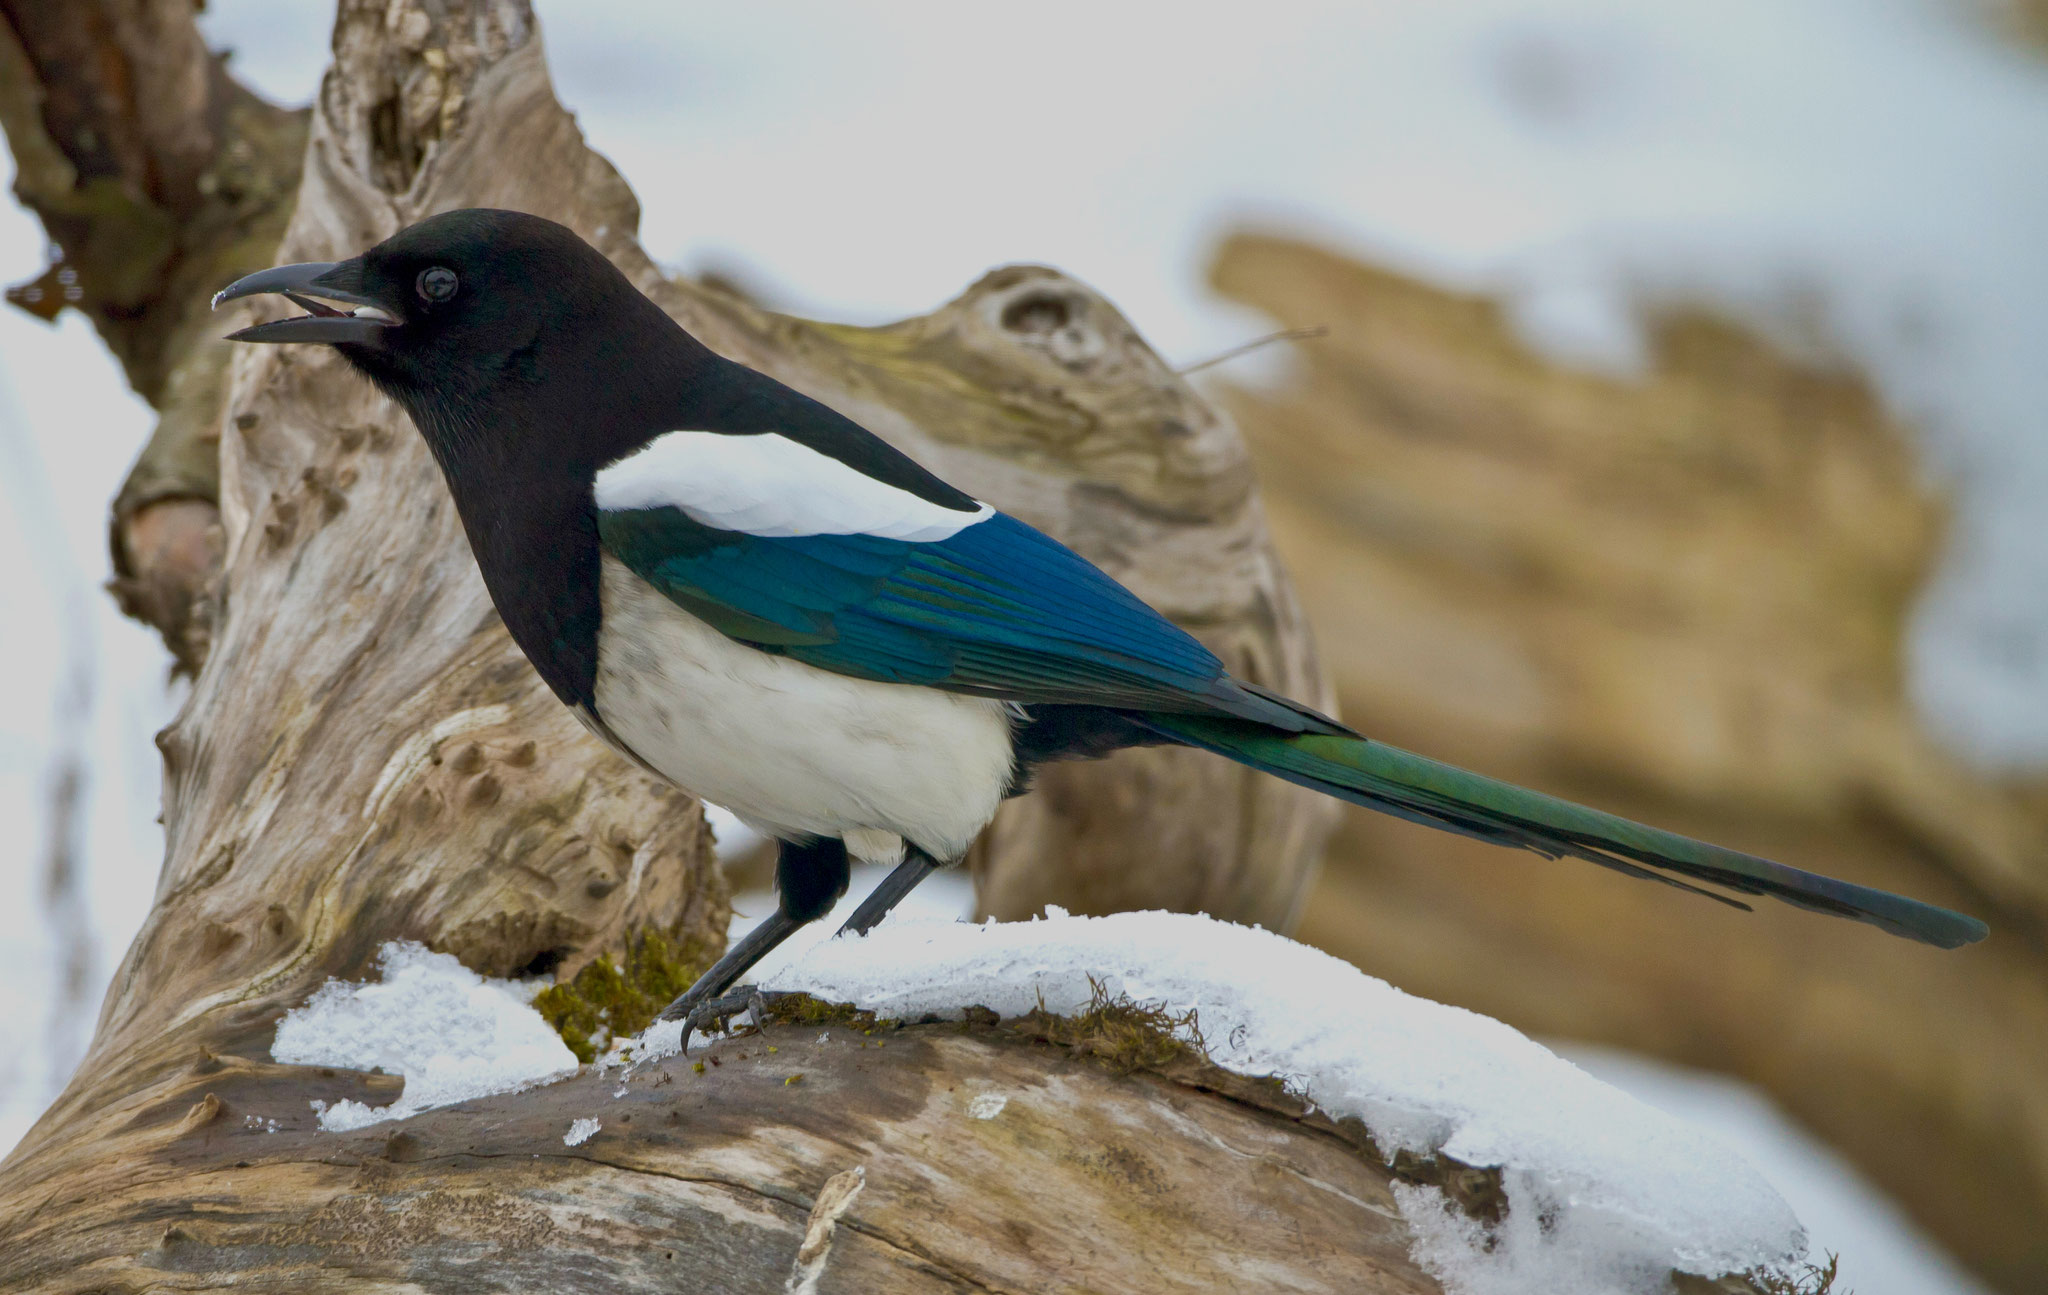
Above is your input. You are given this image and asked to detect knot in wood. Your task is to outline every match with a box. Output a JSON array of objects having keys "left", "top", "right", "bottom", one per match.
[{"left": 975, "top": 267, "right": 1119, "bottom": 375}]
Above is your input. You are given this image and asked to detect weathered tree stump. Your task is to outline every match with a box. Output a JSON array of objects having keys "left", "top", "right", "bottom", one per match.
[{"left": 0, "top": 3, "right": 1383, "bottom": 1289}]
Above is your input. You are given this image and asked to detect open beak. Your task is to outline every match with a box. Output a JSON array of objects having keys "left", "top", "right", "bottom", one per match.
[{"left": 212, "top": 260, "right": 401, "bottom": 344}]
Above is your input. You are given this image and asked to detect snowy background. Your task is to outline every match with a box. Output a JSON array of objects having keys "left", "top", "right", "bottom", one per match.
[{"left": 4, "top": 2, "right": 2042, "bottom": 1291}]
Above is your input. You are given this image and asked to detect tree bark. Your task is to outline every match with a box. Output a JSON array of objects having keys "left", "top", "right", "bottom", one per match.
[{"left": 0, "top": 2, "right": 1386, "bottom": 1289}]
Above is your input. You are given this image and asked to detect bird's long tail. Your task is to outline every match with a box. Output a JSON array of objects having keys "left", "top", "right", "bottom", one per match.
[{"left": 1140, "top": 713, "right": 1987, "bottom": 949}]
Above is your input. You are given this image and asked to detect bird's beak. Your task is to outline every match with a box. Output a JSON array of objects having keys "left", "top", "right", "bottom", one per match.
[{"left": 212, "top": 259, "right": 401, "bottom": 344}]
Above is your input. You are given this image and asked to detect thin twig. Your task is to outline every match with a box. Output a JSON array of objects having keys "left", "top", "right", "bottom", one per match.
[{"left": 1176, "top": 325, "right": 1328, "bottom": 376}]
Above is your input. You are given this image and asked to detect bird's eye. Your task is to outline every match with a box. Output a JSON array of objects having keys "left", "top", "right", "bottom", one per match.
[{"left": 416, "top": 267, "right": 459, "bottom": 302}]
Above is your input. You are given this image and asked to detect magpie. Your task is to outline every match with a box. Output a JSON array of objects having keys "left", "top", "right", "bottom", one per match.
[{"left": 215, "top": 209, "right": 1987, "bottom": 1040}]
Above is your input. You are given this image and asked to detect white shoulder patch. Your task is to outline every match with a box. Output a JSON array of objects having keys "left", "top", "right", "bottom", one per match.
[{"left": 594, "top": 430, "right": 992, "bottom": 542}]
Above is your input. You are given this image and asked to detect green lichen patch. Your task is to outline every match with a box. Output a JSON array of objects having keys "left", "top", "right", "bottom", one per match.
[
  {"left": 532, "top": 930, "right": 713, "bottom": 1063},
  {"left": 1011, "top": 977, "right": 1208, "bottom": 1076}
]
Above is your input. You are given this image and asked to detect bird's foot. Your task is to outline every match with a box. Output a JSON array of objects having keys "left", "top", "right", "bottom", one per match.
[{"left": 675, "top": 985, "right": 776, "bottom": 1055}]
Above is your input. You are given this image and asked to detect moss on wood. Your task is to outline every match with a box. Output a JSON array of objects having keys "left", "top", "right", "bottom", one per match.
[
  {"left": 1009, "top": 975, "right": 1208, "bottom": 1075},
  {"left": 1749, "top": 1255, "right": 1843, "bottom": 1295},
  {"left": 532, "top": 929, "right": 713, "bottom": 1063}
]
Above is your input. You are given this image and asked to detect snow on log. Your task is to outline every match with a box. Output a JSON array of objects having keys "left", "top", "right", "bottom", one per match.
[
  {"left": 253, "top": 916, "right": 1807, "bottom": 1293},
  {"left": 754, "top": 910, "right": 1811, "bottom": 1294}
]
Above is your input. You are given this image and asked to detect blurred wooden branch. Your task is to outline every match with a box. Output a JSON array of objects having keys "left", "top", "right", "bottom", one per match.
[
  {"left": 1980, "top": 0, "right": 2048, "bottom": 57},
  {"left": 1210, "top": 230, "right": 2048, "bottom": 1295},
  {"left": 0, "top": 0, "right": 308, "bottom": 670}
]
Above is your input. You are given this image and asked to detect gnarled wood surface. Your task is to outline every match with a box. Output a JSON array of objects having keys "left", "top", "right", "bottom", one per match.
[{"left": 3, "top": 1015, "right": 1461, "bottom": 1295}]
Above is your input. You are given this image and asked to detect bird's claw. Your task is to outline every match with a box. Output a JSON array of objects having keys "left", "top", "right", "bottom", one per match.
[{"left": 678, "top": 986, "right": 773, "bottom": 1055}]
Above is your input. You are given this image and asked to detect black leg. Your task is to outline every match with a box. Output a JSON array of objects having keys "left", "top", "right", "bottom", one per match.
[
  {"left": 656, "top": 910, "right": 801, "bottom": 1022},
  {"left": 837, "top": 847, "right": 942, "bottom": 936},
  {"left": 655, "top": 837, "right": 850, "bottom": 1049}
]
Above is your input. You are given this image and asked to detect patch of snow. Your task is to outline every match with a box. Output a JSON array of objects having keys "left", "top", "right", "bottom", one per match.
[
  {"left": 632, "top": 910, "right": 1804, "bottom": 1291},
  {"left": 272, "top": 942, "right": 579, "bottom": 1131},
  {"left": 563, "top": 1116, "right": 601, "bottom": 1146},
  {"left": 967, "top": 1092, "right": 1008, "bottom": 1121},
  {"left": 1563, "top": 1045, "right": 1995, "bottom": 1295}
]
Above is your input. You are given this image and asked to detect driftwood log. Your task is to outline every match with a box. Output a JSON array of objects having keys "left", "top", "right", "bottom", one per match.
[
  {"left": 5, "top": 1003, "right": 1487, "bottom": 1294},
  {"left": 0, "top": 3, "right": 1549, "bottom": 1290}
]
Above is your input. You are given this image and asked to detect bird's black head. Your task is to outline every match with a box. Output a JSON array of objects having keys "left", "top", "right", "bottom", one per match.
[{"left": 214, "top": 209, "right": 696, "bottom": 468}]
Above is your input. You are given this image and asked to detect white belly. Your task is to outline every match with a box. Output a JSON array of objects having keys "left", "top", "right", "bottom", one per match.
[{"left": 592, "top": 555, "right": 1016, "bottom": 862}]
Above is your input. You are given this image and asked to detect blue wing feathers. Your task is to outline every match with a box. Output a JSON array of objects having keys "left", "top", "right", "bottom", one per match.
[{"left": 596, "top": 505, "right": 1270, "bottom": 714}]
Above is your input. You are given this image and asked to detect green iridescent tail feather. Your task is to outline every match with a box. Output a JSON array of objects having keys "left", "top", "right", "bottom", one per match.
[{"left": 1141, "top": 714, "right": 1988, "bottom": 950}]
